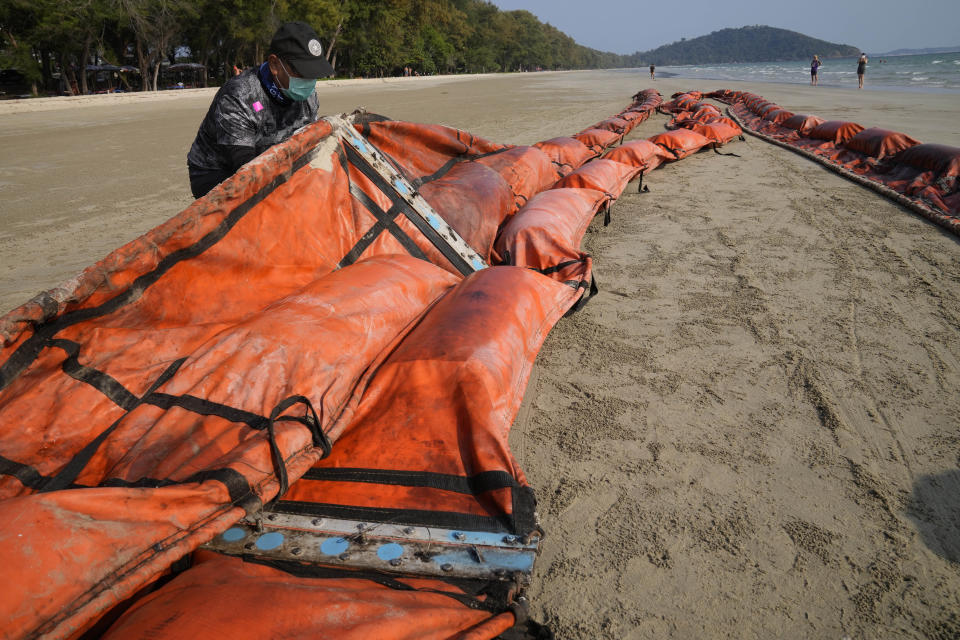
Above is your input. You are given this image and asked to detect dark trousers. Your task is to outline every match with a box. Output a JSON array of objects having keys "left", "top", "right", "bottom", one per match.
[{"left": 189, "top": 167, "right": 231, "bottom": 200}]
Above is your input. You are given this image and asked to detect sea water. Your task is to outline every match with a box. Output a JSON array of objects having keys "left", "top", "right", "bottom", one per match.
[{"left": 649, "top": 51, "right": 960, "bottom": 93}]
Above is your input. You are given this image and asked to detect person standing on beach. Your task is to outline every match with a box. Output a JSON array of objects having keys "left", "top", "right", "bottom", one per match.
[
  {"left": 810, "top": 55, "right": 821, "bottom": 85},
  {"left": 649, "top": 64, "right": 655, "bottom": 79},
  {"left": 857, "top": 53, "right": 868, "bottom": 89},
  {"left": 187, "top": 22, "right": 334, "bottom": 199}
]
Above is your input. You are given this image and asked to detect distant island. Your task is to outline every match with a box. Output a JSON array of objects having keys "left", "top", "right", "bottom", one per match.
[
  {"left": 626, "top": 26, "right": 860, "bottom": 66},
  {"left": 874, "top": 45, "right": 960, "bottom": 56}
]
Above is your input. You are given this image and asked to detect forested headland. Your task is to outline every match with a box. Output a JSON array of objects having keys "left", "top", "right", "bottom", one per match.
[
  {"left": 0, "top": 0, "right": 626, "bottom": 96},
  {"left": 627, "top": 26, "right": 859, "bottom": 66}
]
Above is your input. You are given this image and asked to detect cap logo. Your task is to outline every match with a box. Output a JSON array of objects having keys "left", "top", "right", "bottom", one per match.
[{"left": 307, "top": 39, "right": 323, "bottom": 57}]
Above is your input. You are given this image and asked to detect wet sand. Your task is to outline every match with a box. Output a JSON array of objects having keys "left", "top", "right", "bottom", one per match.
[{"left": 1, "top": 71, "right": 959, "bottom": 638}]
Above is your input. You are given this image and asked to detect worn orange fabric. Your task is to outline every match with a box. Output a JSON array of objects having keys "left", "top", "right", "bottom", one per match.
[
  {"left": 101, "top": 551, "right": 513, "bottom": 640},
  {"left": 534, "top": 136, "right": 598, "bottom": 179},
  {"left": 807, "top": 120, "right": 866, "bottom": 144},
  {"left": 495, "top": 189, "right": 609, "bottom": 279},
  {"left": 649, "top": 129, "right": 712, "bottom": 160},
  {"left": 604, "top": 139, "right": 666, "bottom": 172},
  {"left": 0, "top": 89, "right": 669, "bottom": 639},
  {"left": 552, "top": 158, "right": 643, "bottom": 196},
  {"left": 281, "top": 266, "right": 582, "bottom": 534},
  {"left": 843, "top": 127, "right": 920, "bottom": 159},
  {"left": 573, "top": 128, "right": 623, "bottom": 154}
]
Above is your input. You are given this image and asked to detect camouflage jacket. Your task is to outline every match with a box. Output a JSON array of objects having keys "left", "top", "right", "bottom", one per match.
[{"left": 187, "top": 63, "right": 319, "bottom": 174}]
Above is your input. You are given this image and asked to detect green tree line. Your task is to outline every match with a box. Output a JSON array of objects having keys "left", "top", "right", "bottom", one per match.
[{"left": 0, "top": 0, "right": 628, "bottom": 95}]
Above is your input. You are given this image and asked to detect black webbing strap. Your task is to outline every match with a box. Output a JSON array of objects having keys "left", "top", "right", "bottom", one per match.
[
  {"left": 638, "top": 172, "right": 650, "bottom": 193},
  {"left": 413, "top": 147, "right": 510, "bottom": 188},
  {"left": 340, "top": 188, "right": 428, "bottom": 268},
  {"left": 657, "top": 145, "right": 681, "bottom": 160},
  {"left": 0, "top": 454, "right": 45, "bottom": 490},
  {"left": 336, "top": 149, "right": 428, "bottom": 267},
  {"left": 564, "top": 275, "right": 599, "bottom": 316},
  {"left": 6, "top": 340, "right": 329, "bottom": 501},
  {"left": 99, "top": 467, "right": 259, "bottom": 511},
  {"left": 293, "top": 467, "right": 539, "bottom": 534},
  {"left": 301, "top": 467, "right": 517, "bottom": 495},
  {"left": 713, "top": 143, "right": 741, "bottom": 158},
  {"left": 341, "top": 142, "right": 475, "bottom": 276},
  {"left": 265, "top": 395, "right": 331, "bottom": 499},
  {"left": 40, "top": 354, "right": 188, "bottom": 492},
  {"left": 534, "top": 259, "right": 584, "bottom": 277},
  {"left": 354, "top": 112, "right": 394, "bottom": 139}
]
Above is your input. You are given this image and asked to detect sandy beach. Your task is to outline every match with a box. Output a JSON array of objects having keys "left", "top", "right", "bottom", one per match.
[{"left": 1, "top": 70, "right": 958, "bottom": 638}]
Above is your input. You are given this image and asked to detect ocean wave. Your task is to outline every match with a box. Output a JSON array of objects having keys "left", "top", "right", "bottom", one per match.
[
  {"left": 932, "top": 60, "right": 943, "bottom": 64},
  {"left": 650, "top": 57, "right": 960, "bottom": 92}
]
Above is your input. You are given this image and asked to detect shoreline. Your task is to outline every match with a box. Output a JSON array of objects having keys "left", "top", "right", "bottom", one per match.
[
  {"left": 2, "top": 63, "right": 958, "bottom": 117},
  {"left": 653, "top": 73, "right": 960, "bottom": 94},
  {"left": 0, "top": 70, "right": 561, "bottom": 115}
]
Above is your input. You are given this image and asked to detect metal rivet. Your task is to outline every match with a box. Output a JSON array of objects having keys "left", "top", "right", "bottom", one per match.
[
  {"left": 403, "top": 527, "right": 415, "bottom": 534},
  {"left": 244, "top": 542, "right": 255, "bottom": 550},
  {"left": 453, "top": 532, "right": 466, "bottom": 541},
  {"left": 266, "top": 514, "right": 277, "bottom": 521},
  {"left": 441, "top": 563, "right": 453, "bottom": 572},
  {"left": 311, "top": 519, "right": 323, "bottom": 526},
  {"left": 502, "top": 536, "right": 516, "bottom": 544},
  {"left": 291, "top": 547, "right": 302, "bottom": 556},
  {"left": 339, "top": 552, "right": 350, "bottom": 561},
  {"left": 389, "top": 558, "right": 402, "bottom": 567}
]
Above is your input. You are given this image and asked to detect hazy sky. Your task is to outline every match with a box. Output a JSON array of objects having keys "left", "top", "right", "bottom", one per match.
[{"left": 490, "top": 0, "right": 960, "bottom": 55}]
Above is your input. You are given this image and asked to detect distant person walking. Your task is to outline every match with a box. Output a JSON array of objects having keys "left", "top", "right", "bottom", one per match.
[
  {"left": 857, "top": 53, "right": 868, "bottom": 89},
  {"left": 649, "top": 64, "right": 655, "bottom": 80},
  {"left": 810, "top": 55, "right": 821, "bottom": 85}
]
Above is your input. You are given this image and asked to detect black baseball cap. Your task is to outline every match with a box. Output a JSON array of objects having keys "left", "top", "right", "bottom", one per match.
[{"left": 270, "top": 22, "right": 335, "bottom": 79}]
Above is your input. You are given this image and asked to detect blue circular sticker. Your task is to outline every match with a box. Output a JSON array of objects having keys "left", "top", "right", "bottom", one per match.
[
  {"left": 320, "top": 537, "right": 350, "bottom": 556},
  {"left": 377, "top": 543, "right": 404, "bottom": 562},
  {"left": 222, "top": 527, "right": 246, "bottom": 542},
  {"left": 254, "top": 532, "right": 284, "bottom": 551}
]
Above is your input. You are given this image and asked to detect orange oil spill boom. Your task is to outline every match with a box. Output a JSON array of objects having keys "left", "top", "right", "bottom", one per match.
[
  {"left": 0, "top": 88, "right": 745, "bottom": 639},
  {"left": 704, "top": 89, "right": 960, "bottom": 235}
]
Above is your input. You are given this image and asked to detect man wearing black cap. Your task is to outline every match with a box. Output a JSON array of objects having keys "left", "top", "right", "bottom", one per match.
[{"left": 187, "top": 22, "right": 335, "bottom": 199}]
